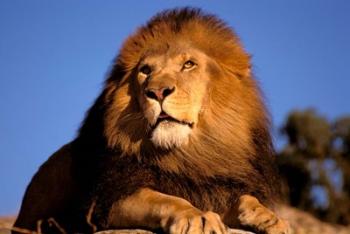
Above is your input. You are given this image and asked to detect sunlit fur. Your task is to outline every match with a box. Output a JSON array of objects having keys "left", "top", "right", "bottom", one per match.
[
  {"left": 14, "top": 8, "right": 282, "bottom": 233},
  {"left": 78, "top": 6, "right": 280, "bottom": 209}
]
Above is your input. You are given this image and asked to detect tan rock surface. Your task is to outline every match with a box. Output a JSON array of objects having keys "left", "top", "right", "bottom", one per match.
[
  {"left": 0, "top": 216, "right": 15, "bottom": 234},
  {"left": 95, "top": 229, "right": 253, "bottom": 234},
  {"left": 3, "top": 206, "right": 350, "bottom": 234}
]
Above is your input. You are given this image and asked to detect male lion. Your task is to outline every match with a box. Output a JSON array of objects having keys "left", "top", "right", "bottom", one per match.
[{"left": 14, "top": 8, "right": 289, "bottom": 234}]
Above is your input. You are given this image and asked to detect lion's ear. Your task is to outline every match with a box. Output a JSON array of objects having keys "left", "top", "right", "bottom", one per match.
[
  {"left": 236, "top": 55, "right": 252, "bottom": 79},
  {"left": 105, "top": 62, "right": 129, "bottom": 85},
  {"left": 244, "top": 55, "right": 253, "bottom": 77},
  {"left": 221, "top": 63, "right": 251, "bottom": 80},
  {"left": 241, "top": 67, "right": 251, "bottom": 78}
]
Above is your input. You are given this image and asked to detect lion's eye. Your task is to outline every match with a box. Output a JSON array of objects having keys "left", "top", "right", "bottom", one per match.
[
  {"left": 140, "top": 65, "right": 152, "bottom": 75},
  {"left": 183, "top": 60, "right": 196, "bottom": 70}
]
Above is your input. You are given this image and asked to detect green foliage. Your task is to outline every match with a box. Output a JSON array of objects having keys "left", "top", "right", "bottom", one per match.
[{"left": 277, "top": 109, "right": 350, "bottom": 225}]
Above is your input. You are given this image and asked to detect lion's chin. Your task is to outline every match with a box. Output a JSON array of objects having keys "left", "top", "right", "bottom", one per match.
[{"left": 151, "top": 121, "right": 191, "bottom": 149}]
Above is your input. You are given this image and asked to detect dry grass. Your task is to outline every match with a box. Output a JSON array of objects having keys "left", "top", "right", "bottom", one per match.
[{"left": 0, "top": 216, "right": 67, "bottom": 234}]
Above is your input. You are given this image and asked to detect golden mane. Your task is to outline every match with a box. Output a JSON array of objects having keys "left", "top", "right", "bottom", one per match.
[
  {"left": 77, "top": 7, "right": 279, "bottom": 204},
  {"left": 14, "top": 9, "right": 286, "bottom": 234}
]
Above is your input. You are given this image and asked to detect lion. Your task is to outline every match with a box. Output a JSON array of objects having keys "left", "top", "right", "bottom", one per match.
[{"left": 14, "top": 8, "right": 290, "bottom": 234}]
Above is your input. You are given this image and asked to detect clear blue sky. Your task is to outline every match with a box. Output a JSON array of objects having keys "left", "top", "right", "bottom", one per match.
[{"left": 0, "top": 1, "right": 349, "bottom": 215}]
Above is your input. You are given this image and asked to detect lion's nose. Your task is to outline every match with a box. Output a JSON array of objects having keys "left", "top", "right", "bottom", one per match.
[{"left": 145, "top": 86, "right": 175, "bottom": 102}]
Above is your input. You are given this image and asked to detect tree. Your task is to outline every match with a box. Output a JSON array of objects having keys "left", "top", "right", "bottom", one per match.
[{"left": 277, "top": 109, "right": 350, "bottom": 225}]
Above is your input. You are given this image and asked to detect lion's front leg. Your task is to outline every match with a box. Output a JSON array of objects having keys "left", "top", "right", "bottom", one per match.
[
  {"left": 108, "top": 188, "right": 227, "bottom": 234},
  {"left": 237, "top": 195, "right": 290, "bottom": 234}
]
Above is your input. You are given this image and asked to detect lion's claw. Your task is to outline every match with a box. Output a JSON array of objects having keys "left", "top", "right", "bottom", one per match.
[{"left": 165, "top": 210, "right": 227, "bottom": 234}]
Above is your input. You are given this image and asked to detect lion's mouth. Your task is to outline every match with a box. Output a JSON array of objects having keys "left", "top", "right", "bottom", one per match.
[{"left": 152, "top": 111, "right": 193, "bottom": 129}]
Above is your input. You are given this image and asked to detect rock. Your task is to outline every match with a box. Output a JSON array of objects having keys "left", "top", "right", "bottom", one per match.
[
  {"left": 95, "top": 230, "right": 154, "bottom": 234},
  {"left": 0, "top": 216, "right": 15, "bottom": 234},
  {"left": 95, "top": 228, "right": 254, "bottom": 234},
  {"left": 276, "top": 204, "right": 350, "bottom": 234},
  {"left": 227, "top": 229, "right": 255, "bottom": 234}
]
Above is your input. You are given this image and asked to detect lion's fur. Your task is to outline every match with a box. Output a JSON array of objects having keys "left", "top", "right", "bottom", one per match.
[
  {"left": 80, "top": 8, "right": 274, "bottom": 177},
  {"left": 15, "top": 8, "right": 281, "bottom": 233}
]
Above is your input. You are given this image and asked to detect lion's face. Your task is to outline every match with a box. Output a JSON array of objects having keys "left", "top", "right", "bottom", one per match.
[
  {"left": 135, "top": 45, "right": 212, "bottom": 149},
  {"left": 79, "top": 8, "right": 273, "bottom": 182},
  {"left": 101, "top": 9, "right": 261, "bottom": 158}
]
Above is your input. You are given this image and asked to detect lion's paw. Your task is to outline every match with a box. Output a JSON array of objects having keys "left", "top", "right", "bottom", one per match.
[
  {"left": 238, "top": 195, "right": 291, "bottom": 234},
  {"left": 164, "top": 209, "right": 227, "bottom": 234}
]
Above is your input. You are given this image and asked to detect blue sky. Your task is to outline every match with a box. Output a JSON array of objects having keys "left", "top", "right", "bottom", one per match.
[{"left": 0, "top": 1, "right": 349, "bottom": 215}]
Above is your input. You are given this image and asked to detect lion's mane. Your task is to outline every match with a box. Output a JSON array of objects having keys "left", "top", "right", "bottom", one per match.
[{"left": 72, "top": 8, "right": 280, "bottom": 229}]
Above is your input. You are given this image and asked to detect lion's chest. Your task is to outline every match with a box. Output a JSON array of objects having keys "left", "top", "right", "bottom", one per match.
[{"left": 154, "top": 173, "right": 239, "bottom": 214}]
